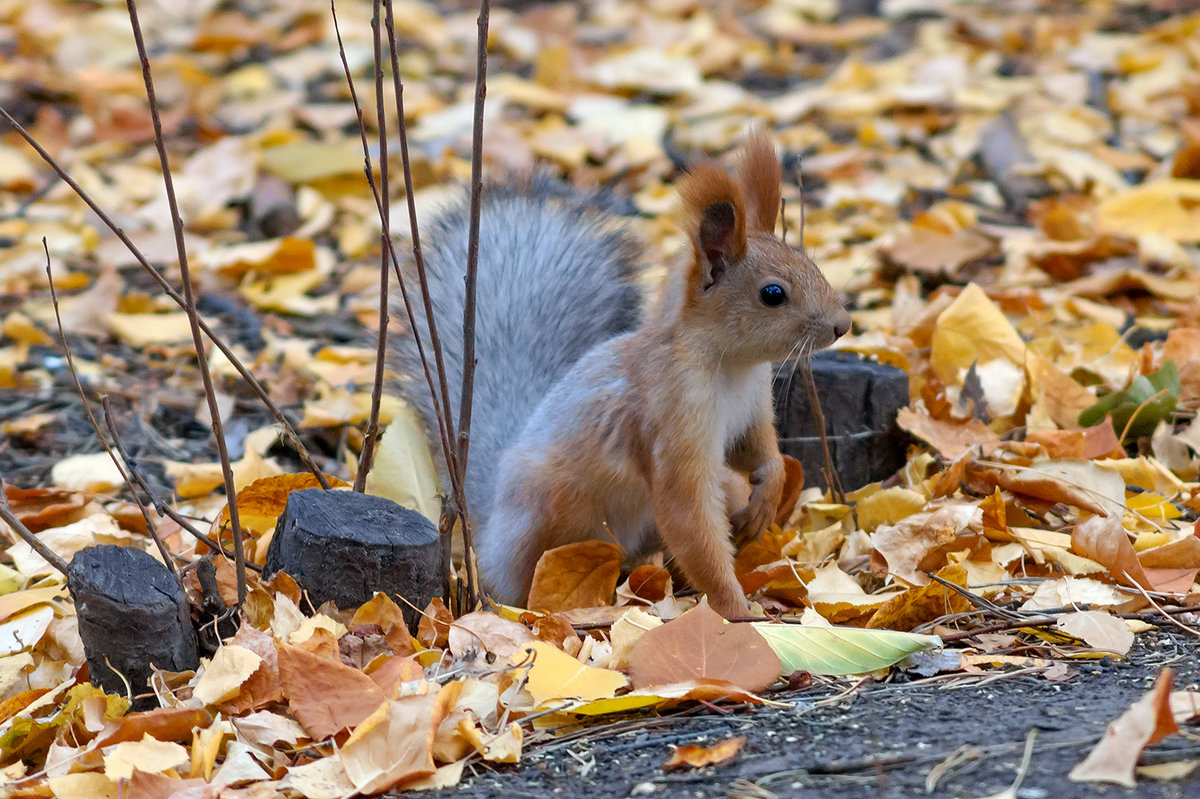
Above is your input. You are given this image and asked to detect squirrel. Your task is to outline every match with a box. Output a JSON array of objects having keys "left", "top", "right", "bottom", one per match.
[{"left": 393, "top": 132, "right": 851, "bottom": 619}]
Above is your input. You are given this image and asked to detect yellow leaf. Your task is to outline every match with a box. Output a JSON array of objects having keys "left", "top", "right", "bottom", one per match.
[
  {"left": 519, "top": 641, "right": 628, "bottom": 707},
  {"left": 930, "top": 283, "right": 1026, "bottom": 386},
  {"left": 106, "top": 312, "right": 195, "bottom": 347},
  {"left": 368, "top": 403, "right": 442, "bottom": 525},
  {"left": 1097, "top": 179, "right": 1200, "bottom": 242},
  {"left": 192, "top": 645, "right": 263, "bottom": 706},
  {"left": 103, "top": 734, "right": 189, "bottom": 780}
]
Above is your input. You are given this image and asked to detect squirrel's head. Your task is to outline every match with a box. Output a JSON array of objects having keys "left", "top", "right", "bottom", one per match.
[{"left": 678, "top": 131, "right": 850, "bottom": 366}]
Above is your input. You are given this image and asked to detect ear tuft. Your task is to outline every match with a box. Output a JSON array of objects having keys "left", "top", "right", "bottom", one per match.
[
  {"left": 679, "top": 163, "right": 746, "bottom": 289},
  {"left": 737, "top": 129, "right": 782, "bottom": 233}
]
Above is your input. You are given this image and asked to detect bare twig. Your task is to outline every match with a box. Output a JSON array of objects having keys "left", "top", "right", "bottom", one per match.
[
  {"left": 383, "top": 0, "right": 460, "bottom": 476},
  {"left": 0, "top": 106, "right": 332, "bottom": 491},
  {"left": 353, "top": 0, "right": 393, "bottom": 493},
  {"left": 802, "top": 362, "right": 846, "bottom": 506},
  {"left": 99, "top": 396, "right": 263, "bottom": 572},
  {"left": 43, "top": 240, "right": 181, "bottom": 584},
  {"left": 124, "top": 0, "right": 245, "bottom": 605},
  {"left": 455, "top": 0, "right": 492, "bottom": 608},
  {"left": 0, "top": 478, "right": 70, "bottom": 576}
]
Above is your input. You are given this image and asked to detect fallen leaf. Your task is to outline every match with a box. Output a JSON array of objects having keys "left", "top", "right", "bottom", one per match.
[
  {"left": 663, "top": 736, "right": 745, "bottom": 770},
  {"left": 627, "top": 598, "right": 780, "bottom": 693},
  {"left": 1070, "top": 669, "right": 1178, "bottom": 787},
  {"left": 1057, "top": 610, "right": 1134, "bottom": 655},
  {"left": 517, "top": 640, "right": 628, "bottom": 707},
  {"left": 527, "top": 540, "right": 622, "bottom": 612}
]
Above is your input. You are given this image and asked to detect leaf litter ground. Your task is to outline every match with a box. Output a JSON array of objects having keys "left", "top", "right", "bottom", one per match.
[{"left": 2, "top": 0, "right": 1200, "bottom": 796}]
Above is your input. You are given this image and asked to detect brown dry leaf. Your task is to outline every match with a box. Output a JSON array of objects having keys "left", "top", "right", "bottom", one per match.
[
  {"left": 1072, "top": 515, "right": 1153, "bottom": 590},
  {"left": 1025, "top": 353, "right": 1102, "bottom": 432},
  {"left": 627, "top": 598, "right": 780, "bottom": 693},
  {"left": 1139, "top": 536, "right": 1200, "bottom": 569},
  {"left": 1070, "top": 669, "right": 1179, "bottom": 787},
  {"left": 416, "top": 597, "right": 453, "bottom": 649},
  {"left": 1057, "top": 610, "right": 1135, "bottom": 655},
  {"left": 337, "top": 686, "right": 441, "bottom": 795},
  {"left": 992, "top": 460, "right": 1125, "bottom": 518},
  {"left": 276, "top": 643, "right": 384, "bottom": 739},
  {"left": 201, "top": 237, "right": 316, "bottom": 280},
  {"left": 616, "top": 564, "right": 673, "bottom": 605},
  {"left": 93, "top": 708, "right": 212, "bottom": 748},
  {"left": 526, "top": 540, "right": 622, "bottom": 612},
  {"left": 350, "top": 593, "right": 416, "bottom": 657},
  {"left": 896, "top": 409, "right": 1001, "bottom": 460},
  {"left": 663, "top": 736, "right": 746, "bottom": 770},
  {"left": 885, "top": 227, "right": 993, "bottom": 276},
  {"left": 870, "top": 503, "right": 980, "bottom": 587},
  {"left": 448, "top": 612, "right": 533, "bottom": 661},
  {"left": 866, "top": 563, "right": 973, "bottom": 631}
]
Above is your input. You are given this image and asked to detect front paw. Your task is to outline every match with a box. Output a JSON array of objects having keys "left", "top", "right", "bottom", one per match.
[
  {"left": 730, "top": 497, "right": 774, "bottom": 549},
  {"left": 730, "top": 462, "right": 784, "bottom": 548}
]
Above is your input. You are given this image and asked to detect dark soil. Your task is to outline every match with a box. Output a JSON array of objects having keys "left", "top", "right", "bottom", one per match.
[{"left": 438, "top": 627, "right": 1200, "bottom": 799}]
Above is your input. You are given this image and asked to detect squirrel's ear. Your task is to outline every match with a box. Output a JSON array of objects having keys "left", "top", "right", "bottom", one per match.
[
  {"left": 737, "top": 130, "right": 782, "bottom": 234},
  {"left": 679, "top": 163, "right": 746, "bottom": 290}
]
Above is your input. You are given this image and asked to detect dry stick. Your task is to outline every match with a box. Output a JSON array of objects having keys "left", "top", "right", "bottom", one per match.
[
  {"left": 99, "top": 396, "right": 262, "bottom": 572},
  {"left": 330, "top": 1, "right": 461, "bottom": 497},
  {"left": 0, "top": 108, "right": 331, "bottom": 493},
  {"left": 353, "top": 0, "right": 393, "bottom": 494},
  {"left": 42, "top": 241, "right": 181, "bottom": 584},
  {"left": 383, "top": 0, "right": 462, "bottom": 602},
  {"left": 0, "top": 478, "right": 69, "bottom": 575},
  {"left": 802, "top": 361, "right": 847, "bottom": 506},
  {"left": 456, "top": 0, "right": 493, "bottom": 608},
  {"left": 124, "top": 0, "right": 245, "bottom": 606}
]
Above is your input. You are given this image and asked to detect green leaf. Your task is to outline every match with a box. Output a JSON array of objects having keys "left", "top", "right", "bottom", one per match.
[
  {"left": 752, "top": 623, "right": 942, "bottom": 676},
  {"left": 1078, "top": 360, "right": 1179, "bottom": 439}
]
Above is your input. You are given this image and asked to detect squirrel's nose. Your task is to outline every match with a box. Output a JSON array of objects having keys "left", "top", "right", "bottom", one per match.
[{"left": 831, "top": 309, "right": 851, "bottom": 340}]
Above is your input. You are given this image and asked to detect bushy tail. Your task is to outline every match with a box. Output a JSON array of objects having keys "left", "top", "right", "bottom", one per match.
[{"left": 391, "top": 178, "right": 642, "bottom": 524}]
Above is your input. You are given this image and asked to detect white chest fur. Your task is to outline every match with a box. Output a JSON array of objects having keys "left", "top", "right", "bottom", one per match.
[{"left": 713, "top": 363, "right": 770, "bottom": 450}]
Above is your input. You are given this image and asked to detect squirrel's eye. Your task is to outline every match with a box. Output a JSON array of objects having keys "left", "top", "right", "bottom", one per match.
[{"left": 759, "top": 283, "right": 787, "bottom": 307}]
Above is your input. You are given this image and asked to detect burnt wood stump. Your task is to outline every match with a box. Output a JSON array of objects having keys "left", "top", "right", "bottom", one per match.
[
  {"left": 263, "top": 489, "right": 441, "bottom": 630},
  {"left": 773, "top": 350, "right": 910, "bottom": 491},
  {"left": 68, "top": 545, "right": 197, "bottom": 709}
]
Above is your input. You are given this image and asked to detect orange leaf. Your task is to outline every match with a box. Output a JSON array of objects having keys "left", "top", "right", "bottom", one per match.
[
  {"left": 527, "top": 540, "right": 622, "bottom": 612},
  {"left": 774, "top": 455, "right": 804, "bottom": 526},
  {"left": 618, "top": 565, "right": 673, "bottom": 604},
  {"left": 92, "top": 708, "right": 211, "bottom": 748},
  {"left": 866, "top": 563, "right": 973, "bottom": 631},
  {"left": 897, "top": 409, "right": 1001, "bottom": 460},
  {"left": 1069, "top": 669, "right": 1178, "bottom": 787},
  {"left": 417, "top": 597, "right": 453, "bottom": 649},
  {"left": 1072, "top": 515, "right": 1152, "bottom": 590},
  {"left": 663, "top": 736, "right": 746, "bottom": 770},
  {"left": 351, "top": 593, "right": 417, "bottom": 657},
  {"left": 627, "top": 598, "right": 780, "bottom": 692},
  {"left": 276, "top": 644, "right": 384, "bottom": 739}
]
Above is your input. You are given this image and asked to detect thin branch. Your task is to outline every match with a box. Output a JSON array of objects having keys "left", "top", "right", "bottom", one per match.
[
  {"left": 455, "top": 0, "right": 492, "bottom": 608},
  {"left": 0, "top": 106, "right": 332, "bottom": 491},
  {"left": 99, "top": 396, "right": 263, "bottom": 572},
  {"left": 382, "top": 0, "right": 460, "bottom": 494},
  {"left": 0, "top": 478, "right": 70, "bottom": 576},
  {"left": 43, "top": 240, "right": 181, "bottom": 585},
  {"left": 124, "top": 0, "right": 245, "bottom": 605},
  {"left": 802, "top": 361, "right": 846, "bottom": 506},
  {"left": 353, "top": 0, "right": 392, "bottom": 493}
]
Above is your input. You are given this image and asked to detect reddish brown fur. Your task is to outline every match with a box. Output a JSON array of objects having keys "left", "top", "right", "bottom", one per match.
[
  {"left": 484, "top": 133, "right": 852, "bottom": 618},
  {"left": 736, "top": 130, "right": 782, "bottom": 233}
]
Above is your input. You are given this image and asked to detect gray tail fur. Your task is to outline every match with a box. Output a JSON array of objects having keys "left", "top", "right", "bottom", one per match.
[{"left": 391, "top": 177, "right": 642, "bottom": 525}]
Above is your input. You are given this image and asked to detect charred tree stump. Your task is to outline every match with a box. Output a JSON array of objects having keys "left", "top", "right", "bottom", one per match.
[
  {"left": 263, "top": 489, "right": 440, "bottom": 630},
  {"left": 68, "top": 545, "right": 197, "bottom": 709},
  {"left": 773, "top": 350, "right": 910, "bottom": 491}
]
